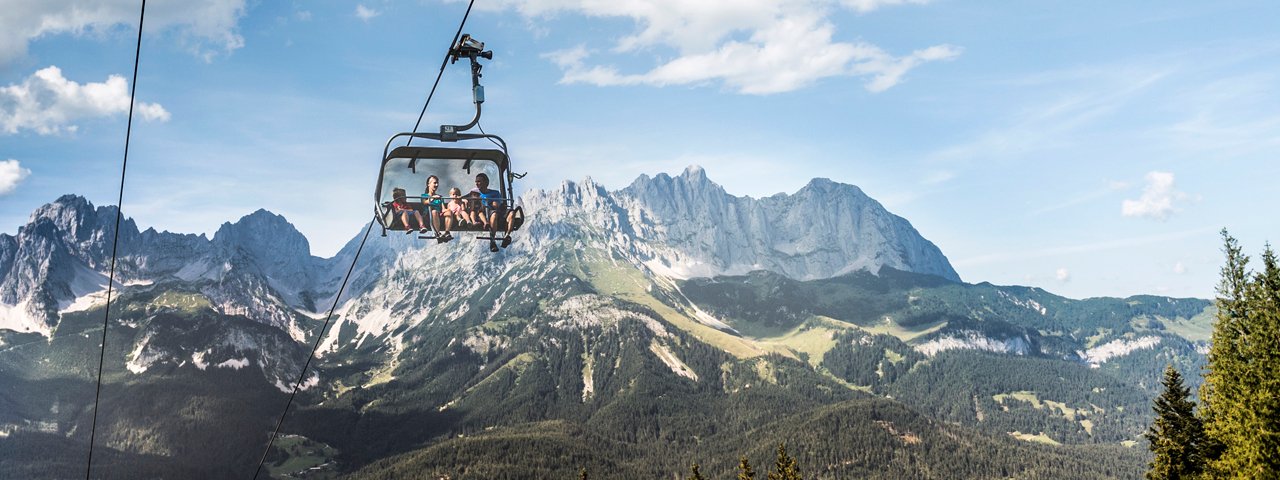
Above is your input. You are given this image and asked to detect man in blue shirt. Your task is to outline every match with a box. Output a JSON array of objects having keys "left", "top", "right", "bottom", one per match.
[{"left": 471, "top": 173, "right": 516, "bottom": 250}]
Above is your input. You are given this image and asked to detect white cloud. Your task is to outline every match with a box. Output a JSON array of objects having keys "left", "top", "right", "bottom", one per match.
[
  {"left": 0, "top": 0, "right": 247, "bottom": 65},
  {"left": 0, "top": 159, "right": 31, "bottom": 195},
  {"left": 488, "top": 0, "right": 958, "bottom": 94},
  {"left": 1173, "top": 261, "right": 1186, "bottom": 274},
  {"left": 355, "top": 5, "right": 381, "bottom": 21},
  {"left": 0, "top": 66, "right": 170, "bottom": 135},
  {"left": 841, "top": 0, "right": 929, "bottom": 13},
  {"left": 1056, "top": 267, "right": 1070, "bottom": 282},
  {"left": 1121, "top": 171, "right": 1189, "bottom": 220}
]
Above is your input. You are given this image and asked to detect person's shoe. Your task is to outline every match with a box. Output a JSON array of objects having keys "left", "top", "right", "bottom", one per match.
[
  {"left": 404, "top": 229, "right": 414, "bottom": 235},
  {"left": 501, "top": 236, "right": 513, "bottom": 248},
  {"left": 436, "top": 235, "right": 447, "bottom": 244},
  {"left": 420, "top": 228, "right": 430, "bottom": 234},
  {"left": 441, "top": 233, "right": 453, "bottom": 244},
  {"left": 489, "top": 239, "right": 499, "bottom": 252}
]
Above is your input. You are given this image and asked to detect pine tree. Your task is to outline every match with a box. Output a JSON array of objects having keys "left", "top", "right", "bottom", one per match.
[
  {"left": 738, "top": 456, "right": 757, "bottom": 480},
  {"left": 1145, "top": 365, "right": 1205, "bottom": 479},
  {"left": 686, "top": 463, "right": 706, "bottom": 480},
  {"left": 1249, "top": 245, "right": 1280, "bottom": 473},
  {"left": 766, "top": 443, "right": 802, "bottom": 480},
  {"left": 1200, "top": 233, "right": 1280, "bottom": 477}
]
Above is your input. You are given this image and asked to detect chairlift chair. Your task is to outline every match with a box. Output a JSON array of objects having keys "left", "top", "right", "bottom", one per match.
[
  {"left": 374, "top": 135, "right": 525, "bottom": 239},
  {"left": 372, "top": 34, "right": 525, "bottom": 250}
]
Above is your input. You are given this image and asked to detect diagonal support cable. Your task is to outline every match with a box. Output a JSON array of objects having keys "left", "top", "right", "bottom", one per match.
[
  {"left": 252, "top": 2, "right": 477, "bottom": 478},
  {"left": 407, "top": 0, "right": 477, "bottom": 146},
  {"left": 251, "top": 221, "right": 374, "bottom": 480},
  {"left": 86, "top": 1, "right": 146, "bottom": 478}
]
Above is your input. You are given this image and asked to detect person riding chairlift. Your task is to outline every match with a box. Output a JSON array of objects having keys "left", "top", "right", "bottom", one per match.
[
  {"left": 470, "top": 173, "right": 516, "bottom": 251},
  {"left": 391, "top": 187, "right": 428, "bottom": 234},
  {"left": 422, "top": 175, "right": 452, "bottom": 243}
]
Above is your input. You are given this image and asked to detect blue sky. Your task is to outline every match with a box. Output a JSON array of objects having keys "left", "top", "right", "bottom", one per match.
[{"left": 1, "top": 0, "right": 1277, "bottom": 300}]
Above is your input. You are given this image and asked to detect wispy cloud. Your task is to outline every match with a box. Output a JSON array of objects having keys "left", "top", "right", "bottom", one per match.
[
  {"left": 492, "top": 0, "right": 958, "bottom": 94},
  {"left": 1160, "top": 72, "right": 1280, "bottom": 159},
  {"left": 922, "top": 170, "right": 954, "bottom": 185},
  {"left": 0, "top": 66, "right": 169, "bottom": 135},
  {"left": 1121, "top": 171, "right": 1189, "bottom": 220},
  {"left": 953, "top": 227, "right": 1217, "bottom": 268},
  {"left": 930, "top": 66, "right": 1172, "bottom": 164},
  {"left": 0, "top": 160, "right": 31, "bottom": 196},
  {"left": 1029, "top": 179, "right": 1130, "bottom": 217},
  {"left": 0, "top": 0, "right": 247, "bottom": 65}
]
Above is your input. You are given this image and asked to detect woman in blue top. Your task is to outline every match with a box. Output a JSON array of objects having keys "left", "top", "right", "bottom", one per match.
[{"left": 422, "top": 175, "right": 452, "bottom": 243}]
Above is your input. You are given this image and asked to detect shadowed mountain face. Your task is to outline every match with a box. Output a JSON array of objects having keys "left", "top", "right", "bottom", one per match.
[{"left": 0, "top": 169, "right": 1207, "bottom": 478}]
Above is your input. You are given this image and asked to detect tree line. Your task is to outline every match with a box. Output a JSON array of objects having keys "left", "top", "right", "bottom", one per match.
[{"left": 1146, "top": 231, "right": 1280, "bottom": 478}]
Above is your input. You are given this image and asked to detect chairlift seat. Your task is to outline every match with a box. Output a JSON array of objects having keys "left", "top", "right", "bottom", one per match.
[{"left": 374, "top": 133, "right": 524, "bottom": 238}]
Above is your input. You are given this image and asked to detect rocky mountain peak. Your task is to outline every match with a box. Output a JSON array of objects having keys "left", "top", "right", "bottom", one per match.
[
  {"left": 26, "top": 195, "right": 116, "bottom": 244},
  {"left": 213, "top": 209, "right": 311, "bottom": 260},
  {"left": 679, "top": 164, "right": 709, "bottom": 182},
  {"left": 625, "top": 164, "right": 724, "bottom": 196},
  {"left": 799, "top": 177, "right": 858, "bottom": 194},
  {"left": 29, "top": 194, "right": 93, "bottom": 223}
]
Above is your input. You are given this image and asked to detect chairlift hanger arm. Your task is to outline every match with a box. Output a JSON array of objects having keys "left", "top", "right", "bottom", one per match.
[{"left": 441, "top": 34, "right": 491, "bottom": 140}]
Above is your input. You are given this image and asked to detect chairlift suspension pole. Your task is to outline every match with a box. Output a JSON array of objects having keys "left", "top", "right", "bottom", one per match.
[{"left": 441, "top": 35, "right": 492, "bottom": 140}]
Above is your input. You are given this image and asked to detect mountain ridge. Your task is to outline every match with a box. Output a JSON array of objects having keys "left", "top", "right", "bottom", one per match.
[
  {"left": 1, "top": 168, "right": 964, "bottom": 336},
  {"left": 0, "top": 168, "right": 1213, "bottom": 478}
]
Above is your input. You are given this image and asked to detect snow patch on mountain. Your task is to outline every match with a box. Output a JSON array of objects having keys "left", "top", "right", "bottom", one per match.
[
  {"left": 61, "top": 290, "right": 107, "bottom": 314},
  {"left": 582, "top": 353, "right": 595, "bottom": 402},
  {"left": 349, "top": 305, "right": 397, "bottom": 340},
  {"left": 650, "top": 340, "right": 698, "bottom": 381},
  {"left": 57, "top": 263, "right": 110, "bottom": 310},
  {"left": 126, "top": 332, "right": 159, "bottom": 374},
  {"left": 192, "top": 351, "right": 209, "bottom": 370},
  {"left": 690, "top": 305, "right": 736, "bottom": 333},
  {"left": 999, "top": 290, "right": 1047, "bottom": 315},
  {"left": 174, "top": 259, "right": 221, "bottom": 282},
  {"left": 218, "top": 358, "right": 250, "bottom": 370},
  {"left": 915, "top": 331, "right": 1033, "bottom": 357},
  {"left": 1194, "top": 342, "right": 1210, "bottom": 355},
  {"left": 275, "top": 373, "right": 319, "bottom": 394},
  {"left": 317, "top": 319, "right": 344, "bottom": 356},
  {"left": 0, "top": 301, "right": 48, "bottom": 336},
  {"left": 1082, "top": 336, "right": 1161, "bottom": 367}
]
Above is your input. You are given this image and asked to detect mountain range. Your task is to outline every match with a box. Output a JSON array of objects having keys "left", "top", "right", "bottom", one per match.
[{"left": 0, "top": 167, "right": 1212, "bottom": 478}]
